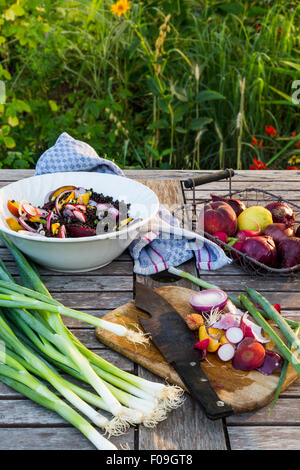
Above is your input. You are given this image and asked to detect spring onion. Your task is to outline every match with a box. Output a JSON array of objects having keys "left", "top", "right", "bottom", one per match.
[
  {"left": 0, "top": 233, "right": 185, "bottom": 448},
  {"left": 0, "top": 372, "right": 117, "bottom": 450},
  {"left": 245, "top": 287, "right": 300, "bottom": 349},
  {"left": 168, "top": 266, "right": 242, "bottom": 308},
  {"left": 239, "top": 295, "right": 300, "bottom": 375}
]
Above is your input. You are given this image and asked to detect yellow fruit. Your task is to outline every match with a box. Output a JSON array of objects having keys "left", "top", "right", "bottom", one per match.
[
  {"left": 6, "top": 217, "right": 23, "bottom": 232},
  {"left": 237, "top": 206, "right": 273, "bottom": 232},
  {"left": 220, "top": 334, "right": 230, "bottom": 345},
  {"left": 208, "top": 327, "right": 224, "bottom": 340}
]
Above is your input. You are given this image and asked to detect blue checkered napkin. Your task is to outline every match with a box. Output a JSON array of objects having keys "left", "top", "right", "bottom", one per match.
[
  {"left": 35, "top": 132, "right": 124, "bottom": 176},
  {"left": 35, "top": 132, "right": 232, "bottom": 274},
  {"left": 129, "top": 206, "right": 231, "bottom": 275}
]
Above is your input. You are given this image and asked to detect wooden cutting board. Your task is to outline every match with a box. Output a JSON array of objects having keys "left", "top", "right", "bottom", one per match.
[{"left": 95, "top": 285, "right": 299, "bottom": 414}]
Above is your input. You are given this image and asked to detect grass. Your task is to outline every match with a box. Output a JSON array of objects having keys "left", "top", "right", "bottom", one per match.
[{"left": 0, "top": 0, "right": 299, "bottom": 170}]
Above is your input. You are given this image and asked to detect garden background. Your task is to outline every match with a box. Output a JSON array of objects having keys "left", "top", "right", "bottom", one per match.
[{"left": 0, "top": 0, "right": 299, "bottom": 171}]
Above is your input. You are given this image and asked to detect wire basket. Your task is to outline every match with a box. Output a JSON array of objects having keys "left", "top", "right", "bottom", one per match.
[{"left": 174, "top": 171, "right": 300, "bottom": 277}]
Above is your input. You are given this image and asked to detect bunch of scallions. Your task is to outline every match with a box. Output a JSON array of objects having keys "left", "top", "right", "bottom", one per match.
[{"left": 0, "top": 234, "right": 184, "bottom": 450}]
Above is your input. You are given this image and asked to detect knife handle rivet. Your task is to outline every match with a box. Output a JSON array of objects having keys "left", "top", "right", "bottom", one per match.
[
  {"left": 217, "top": 401, "right": 225, "bottom": 407},
  {"left": 190, "top": 362, "right": 197, "bottom": 367}
]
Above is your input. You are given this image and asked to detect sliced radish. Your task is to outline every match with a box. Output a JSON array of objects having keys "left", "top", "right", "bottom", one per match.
[
  {"left": 22, "top": 202, "right": 39, "bottom": 218},
  {"left": 75, "top": 204, "right": 87, "bottom": 213},
  {"left": 108, "top": 207, "right": 119, "bottom": 219},
  {"left": 64, "top": 203, "right": 77, "bottom": 211},
  {"left": 73, "top": 210, "right": 86, "bottom": 223},
  {"left": 96, "top": 203, "right": 110, "bottom": 218},
  {"left": 225, "top": 326, "right": 244, "bottom": 344},
  {"left": 217, "top": 343, "right": 235, "bottom": 362}
]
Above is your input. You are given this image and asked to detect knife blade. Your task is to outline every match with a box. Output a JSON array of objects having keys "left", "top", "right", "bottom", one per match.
[{"left": 135, "top": 282, "right": 233, "bottom": 420}]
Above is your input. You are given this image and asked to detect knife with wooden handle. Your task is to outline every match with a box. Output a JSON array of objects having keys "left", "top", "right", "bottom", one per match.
[{"left": 135, "top": 282, "right": 233, "bottom": 420}]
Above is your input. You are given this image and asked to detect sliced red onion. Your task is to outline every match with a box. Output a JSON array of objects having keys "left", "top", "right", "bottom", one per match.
[
  {"left": 189, "top": 289, "right": 228, "bottom": 313},
  {"left": 46, "top": 211, "right": 53, "bottom": 233},
  {"left": 256, "top": 350, "right": 283, "bottom": 375},
  {"left": 55, "top": 189, "right": 76, "bottom": 216},
  {"left": 18, "top": 217, "right": 37, "bottom": 233},
  {"left": 73, "top": 210, "right": 86, "bottom": 223}
]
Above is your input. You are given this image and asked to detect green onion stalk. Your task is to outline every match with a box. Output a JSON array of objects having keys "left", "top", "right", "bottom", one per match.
[
  {"left": 5, "top": 309, "right": 162, "bottom": 425},
  {"left": 239, "top": 295, "right": 300, "bottom": 376},
  {"left": 168, "top": 266, "right": 242, "bottom": 308},
  {"left": 0, "top": 234, "right": 184, "bottom": 425},
  {"left": 0, "top": 350, "right": 117, "bottom": 450},
  {"left": 0, "top": 311, "right": 126, "bottom": 437}
]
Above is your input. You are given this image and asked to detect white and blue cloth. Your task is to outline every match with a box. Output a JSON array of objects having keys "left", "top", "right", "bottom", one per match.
[{"left": 35, "top": 132, "right": 231, "bottom": 275}]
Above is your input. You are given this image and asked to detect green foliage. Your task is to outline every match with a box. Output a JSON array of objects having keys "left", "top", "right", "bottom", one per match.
[{"left": 0, "top": 0, "right": 299, "bottom": 169}]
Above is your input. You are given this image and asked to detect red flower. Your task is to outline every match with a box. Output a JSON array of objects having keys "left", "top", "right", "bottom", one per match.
[
  {"left": 265, "top": 125, "right": 278, "bottom": 137},
  {"left": 251, "top": 136, "right": 264, "bottom": 149},
  {"left": 291, "top": 132, "right": 300, "bottom": 149},
  {"left": 250, "top": 158, "right": 267, "bottom": 170},
  {"left": 255, "top": 23, "right": 261, "bottom": 33},
  {"left": 286, "top": 166, "right": 298, "bottom": 170}
]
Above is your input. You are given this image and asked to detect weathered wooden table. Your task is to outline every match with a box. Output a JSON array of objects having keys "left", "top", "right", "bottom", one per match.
[{"left": 0, "top": 169, "right": 300, "bottom": 450}]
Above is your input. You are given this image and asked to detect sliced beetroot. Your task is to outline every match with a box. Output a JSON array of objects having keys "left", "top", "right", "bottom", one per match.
[
  {"left": 67, "top": 225, "right": 96, "bottom": 238},
  {"left": 217, "top": 343, "right": 235, "bottom": 362},
  {"left": 256, "top": 350, "right": 283, "bottom": 376},
  {"left": 225, "top": 326, "right": 244, "bottom": 344},
  {"left": 232, "top": 337, "right": 265, "bottom": 371}
]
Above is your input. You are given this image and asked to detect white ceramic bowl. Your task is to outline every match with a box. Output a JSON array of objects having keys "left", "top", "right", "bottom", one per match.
[{"left": 0, "top": 172, "right": 159, "bottom": 272}]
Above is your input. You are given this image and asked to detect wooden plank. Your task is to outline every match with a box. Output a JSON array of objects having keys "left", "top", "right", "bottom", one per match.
[
  {"left": 0, "top": 426, "right": 134, "bottom": 450},
  {"left": 137, "top": 367, "right": 228, "bottom": 450},
  {"left": 226, "top": 398, "right": 300, "bottom": 425},
  {"left": 49, "top": 291, "right": 133, "bottom": 310},
  {"left": 133, "top": 178, "right": 227, "bottom": 450},
  {"left": 227, "top": 426, "right": 300, "bottom": 450}
]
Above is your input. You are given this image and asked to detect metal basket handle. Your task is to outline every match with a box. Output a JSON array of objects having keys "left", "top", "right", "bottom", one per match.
[{"left": 184, "top": 169, "right": 235, "bottom": 189}]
